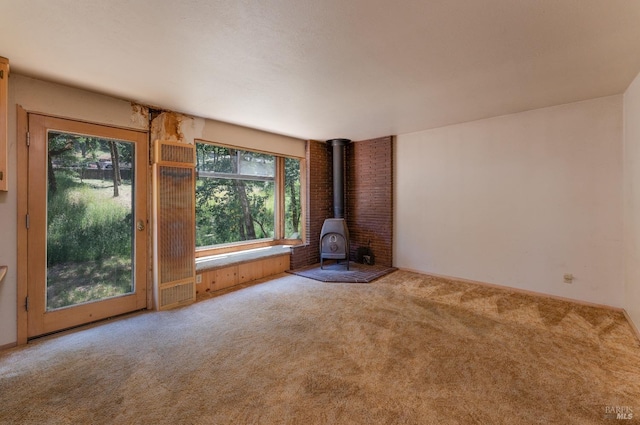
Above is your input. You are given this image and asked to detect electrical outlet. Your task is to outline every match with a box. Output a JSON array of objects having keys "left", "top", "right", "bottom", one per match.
[
  {"left": 196, "top": 274, "right": 202, "bottom": 284},
  {"left": 563, "top": 273, "right": 573, "bottom": 283}
]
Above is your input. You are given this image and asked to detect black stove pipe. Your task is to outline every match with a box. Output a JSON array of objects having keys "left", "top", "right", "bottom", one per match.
[{"left": 326, "top": 138, "right": 350, "bottom": 218}]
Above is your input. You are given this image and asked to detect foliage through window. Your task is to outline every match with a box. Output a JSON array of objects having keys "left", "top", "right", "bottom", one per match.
[
  {"left": 47, "top": 132, "right": 135, "bottom": 308},
  {"left": 195, "top": 142, "right": 302, "bottom": 249}
]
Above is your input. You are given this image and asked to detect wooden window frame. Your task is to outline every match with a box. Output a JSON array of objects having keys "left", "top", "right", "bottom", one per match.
[
  {"left": 194, "top": 140, "right": 305, "bottom": 258},
  {"left": 16, "top": 107, "right": 151, "bottom": 343}
]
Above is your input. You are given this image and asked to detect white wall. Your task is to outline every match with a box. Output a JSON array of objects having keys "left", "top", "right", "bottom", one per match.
[
  {"left": 624, "top": 71, "right": 640, "bottom": 332},
  {"left": 395, "top": 96, "right": 624, "bottom": 307},
  {"left": 154, "top": 113, "right": 306, "bottom": 158},
  {"left": 199, "top": 118, "right": 306, "bottom": 158}
]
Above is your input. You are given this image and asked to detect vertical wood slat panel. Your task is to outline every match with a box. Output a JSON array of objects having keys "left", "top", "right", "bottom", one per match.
[
  {"left": 153, "top": 140, "right": 196, "bottom": 310},
  {"left": 158, "top": 166, "right": 194, "bottom": 283}
]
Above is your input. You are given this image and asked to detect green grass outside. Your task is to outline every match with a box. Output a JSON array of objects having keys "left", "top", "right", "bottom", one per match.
[{"left": 47, "top": 172, "right": 134, "bottom": 310}]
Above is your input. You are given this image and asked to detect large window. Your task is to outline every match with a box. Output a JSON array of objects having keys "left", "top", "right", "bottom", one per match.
[{"left": 195, "top": 142, "right": 303, "bottom": 254}]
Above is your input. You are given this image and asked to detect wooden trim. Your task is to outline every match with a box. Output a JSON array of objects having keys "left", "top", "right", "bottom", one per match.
[
  {"left": 153, "top": 138, "right": 195, "bottom": 165},
  {"left": 146, "top": 135, "right": 154, "bottom": 309},
  {"left": 152, "top": 140, "right": 196, "bottom": 310},
  {"left": 275, "top": 156, "right": 285, "bottom": 239},
  {"left": 398, "top": 268, "right": 625, "bottom": 312},
  {"left": 0, "top": 57, "right": 8, "bottom": 192},
  {"left": 196, "top": 239, "right": 302, "bottom": 258},
  {"left": 0, "top": 341, "right": 17, "bottom": 352},
  {"left": 298, "top": 157, "right": 307, "bottom": 243},
  {"left": 197, "top": 250, "right": 291, "bottom": 271},
  {"left": 193, "top": 139, "right": 305, "bottom": 255},
  {"left": 195, "top": 254, "right": 289, "bottom": 297},
  {"left": 22, "top": 112, "right": 149, "bottom": 338},
  {"left": 195, "top": 138, "right": 305, "bottom": 160},
  {"left": 12, "top": 109, "right": 146, "bottom": 134},
  {"left": 16, "top": 105, "right": 28, "bottom": 345}
]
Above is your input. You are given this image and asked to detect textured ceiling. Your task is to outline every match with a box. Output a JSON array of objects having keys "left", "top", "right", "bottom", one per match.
[{"left": 1, "top": 0, "right": 640, "bottom": 141}]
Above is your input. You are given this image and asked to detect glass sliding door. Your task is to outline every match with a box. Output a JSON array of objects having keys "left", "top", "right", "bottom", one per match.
[
  {"left": 46, "top": 133, "right": 136, "bottom": 310},
  {"left": 27, "top": 115, "right": 148, "bottom": 338}
]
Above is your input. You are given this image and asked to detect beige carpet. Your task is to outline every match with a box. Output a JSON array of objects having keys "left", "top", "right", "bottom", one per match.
[{"left": 1, "top": 270, "right": 639, "bottom": 424}]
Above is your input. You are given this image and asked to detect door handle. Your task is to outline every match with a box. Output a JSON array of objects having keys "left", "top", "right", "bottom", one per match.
[{"left": 137, "top": 220, "right": 145, "bottom": 231}]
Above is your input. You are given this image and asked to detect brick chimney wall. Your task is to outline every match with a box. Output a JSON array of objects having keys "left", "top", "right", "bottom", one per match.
[
  {"left": 290, "top": 136, "right": 394, "bottom": 269},
  {"left": 346, "top": 136, "right": 394, "bottom": 267},
  {"left": 290, "top": 140, "right": 333, "bottom": 269}
]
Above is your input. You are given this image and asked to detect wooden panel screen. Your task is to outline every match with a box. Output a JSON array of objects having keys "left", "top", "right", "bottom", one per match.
[{"left": 153, "top": 140, "right": 196, "bottom": 310}]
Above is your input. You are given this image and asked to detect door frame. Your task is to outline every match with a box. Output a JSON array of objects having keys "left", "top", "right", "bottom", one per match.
[{"left": 16, "top": 106, "right": 151, "bottom": 343}]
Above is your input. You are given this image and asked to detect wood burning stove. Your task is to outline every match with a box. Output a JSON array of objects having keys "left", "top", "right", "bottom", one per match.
[
  {"left": 320, "top": 218, "right": 350, "bottom": 269},
  {"left": 320, "top": 139, "right": 351, "bottom": 270}
]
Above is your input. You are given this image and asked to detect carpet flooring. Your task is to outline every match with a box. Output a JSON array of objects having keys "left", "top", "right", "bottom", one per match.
[
  {"left": 287, "top": 261, "right": 398, "bottom": 283},
  {"left": 1, "top": 270, "right": 639, "bottom": 424}
]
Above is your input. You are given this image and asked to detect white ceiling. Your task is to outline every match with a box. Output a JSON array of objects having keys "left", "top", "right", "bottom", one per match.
[{"left": 1, "top": 0, "right": 640, "bottom": 141}]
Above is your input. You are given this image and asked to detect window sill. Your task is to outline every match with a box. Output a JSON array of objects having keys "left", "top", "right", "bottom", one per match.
[
  {"left": 196, "top": 239, "right": 302, "bottom": 258},
  {"left": 195, "top": 245, "right": 292, "bottom": 272}
]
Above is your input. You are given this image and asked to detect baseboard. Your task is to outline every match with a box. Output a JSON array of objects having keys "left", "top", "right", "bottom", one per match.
[
  {"left": 622, "top": 310, "right": 640, "bottom": 343},
  {"left": 0, "top": 341, "right": 17, "bottom": 352},
  {"left": 398, "top": 268, "right": 624, "bottom": 312}
]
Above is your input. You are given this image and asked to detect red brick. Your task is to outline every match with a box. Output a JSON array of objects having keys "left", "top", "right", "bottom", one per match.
[{"left": 290, "top": 137, "right": 394, "bottom": 269}]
